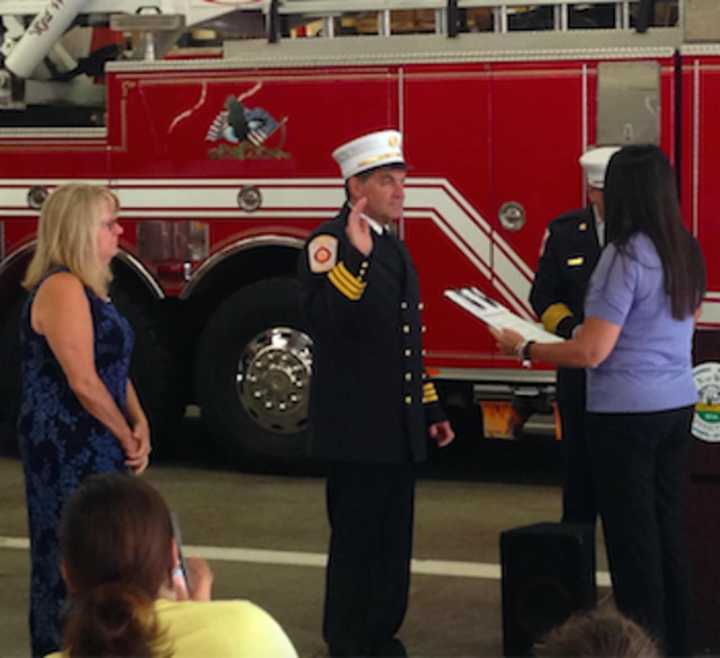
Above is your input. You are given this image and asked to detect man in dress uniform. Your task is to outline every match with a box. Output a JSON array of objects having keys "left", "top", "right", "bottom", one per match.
[
  {"left": 529, "top": 145, "right": 619, "bottom": 525},
  {"left": 299, "top": 129, "right": 455, "bottom": 657}
]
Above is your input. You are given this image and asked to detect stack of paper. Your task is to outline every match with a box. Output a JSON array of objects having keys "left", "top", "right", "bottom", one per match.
[{"left": 444, "top": 287, "right": 564, "bottom": 344}]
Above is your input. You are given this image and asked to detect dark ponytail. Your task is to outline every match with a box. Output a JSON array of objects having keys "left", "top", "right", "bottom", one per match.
[{"left": 64, "top": 583, "right": 163, "bottom": 658}]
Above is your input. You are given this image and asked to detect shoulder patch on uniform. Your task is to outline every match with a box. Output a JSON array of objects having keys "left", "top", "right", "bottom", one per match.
[{"left": 308, "top": 234, "right": 339, "bottom": 273}]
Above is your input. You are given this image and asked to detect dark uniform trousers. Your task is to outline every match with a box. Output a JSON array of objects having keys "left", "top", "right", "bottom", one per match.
[
  {"left": 556, "top": 368, "right": 593, "bottom": 523},
  {"left": 324, "top": 462, "right": 414, "bottom": 657},
  {"left": 529, "top": 206, "right": 601, "bottom": 525},
  {"left": 299, "top": 205, "right": 445, "bottom": 658},
  {"left": 587, "top": 406, "right": 692, "bottom": 657}
]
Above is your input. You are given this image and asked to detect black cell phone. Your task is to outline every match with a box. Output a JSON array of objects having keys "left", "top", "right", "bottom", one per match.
[{"left": 170, "top": 511, "right": 191, "bottom": 594}]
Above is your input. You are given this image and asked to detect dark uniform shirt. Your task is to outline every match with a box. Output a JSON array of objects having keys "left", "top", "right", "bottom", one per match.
[
  {"left": 529, "top": 206, "right": 602, "bottom": 338},
  {"left": 529, "top": 206, "right": 603, "bottom": 525},
  {"left": 299, "top": 204, "right": 445, "bottom": 464}
]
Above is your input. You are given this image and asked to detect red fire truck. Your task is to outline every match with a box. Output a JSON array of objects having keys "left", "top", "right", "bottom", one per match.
[{"left": 1, "top": 0, "right": 719, "bottom": 464}]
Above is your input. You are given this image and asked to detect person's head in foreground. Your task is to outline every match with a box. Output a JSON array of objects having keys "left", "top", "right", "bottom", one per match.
[
  {"left": 534, "top": 606, "right": 661, "bottom": 658},
  {"left": 54, "top": 473, "right": 298, "bottom": 658},
  {"left": 58, "top": 472, "right": 179, "bottom": 657}
]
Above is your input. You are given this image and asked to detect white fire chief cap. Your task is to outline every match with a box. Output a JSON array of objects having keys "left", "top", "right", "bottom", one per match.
[
  {"left": 579, "top": 145, "right": 621, "bottom": 189},
  {"left": 332, "top": 130, "right": 406, "bottom": 180}
]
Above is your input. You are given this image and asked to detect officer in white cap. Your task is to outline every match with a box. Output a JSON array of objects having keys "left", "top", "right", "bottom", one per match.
[
  {"left": 529, "top": 145, "right": 619, "bottom": 526},
  {"left": 299, "top": 129, "right": 454, "bottom": 657}
]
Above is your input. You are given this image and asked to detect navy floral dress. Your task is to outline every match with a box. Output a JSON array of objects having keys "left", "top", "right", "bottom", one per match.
[{"left": 17, "top": 268, "right": 134, "bottom": 658}]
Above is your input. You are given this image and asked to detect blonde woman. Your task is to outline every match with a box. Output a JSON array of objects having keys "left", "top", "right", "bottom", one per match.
[{"left": 18, "top": 184, "right": 151, "bottom": 658}]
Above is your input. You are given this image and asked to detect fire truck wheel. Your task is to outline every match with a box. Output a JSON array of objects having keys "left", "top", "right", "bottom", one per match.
[
  {"left": 109, "top": 289, "right": 184, "bottom": 454},
  {"left": 0, "top": 296, "right": 25, "bottom": 455},
  {"left": 195, "top": 277, "right": 312, "bottom": 463}
]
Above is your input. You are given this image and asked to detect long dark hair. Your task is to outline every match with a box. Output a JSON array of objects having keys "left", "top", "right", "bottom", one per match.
[
  {"left": 60, "top": 474, "right": 174, "bottom": 658},
  {"left": 603, "top": 144, "right": 706, "bottom": 319}
]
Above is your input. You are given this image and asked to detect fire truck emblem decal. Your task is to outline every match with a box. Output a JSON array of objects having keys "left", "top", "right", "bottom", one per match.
[{"left": 206, "top": 86, "right": 290, "bottom": 161}]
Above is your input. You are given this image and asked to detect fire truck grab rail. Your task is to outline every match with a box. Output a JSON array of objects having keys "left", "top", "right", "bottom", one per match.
[
  {"left": 0, "top": 0, "right": 677, "bottom": 70},
  {"left": 269, "top": 0, "right": 669, "bottom": 38}
]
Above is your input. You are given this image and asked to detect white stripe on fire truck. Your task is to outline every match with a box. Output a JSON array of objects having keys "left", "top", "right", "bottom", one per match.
[
  {"left": 405, "top": 210, "right": 492, "bottom": 281},
  {"left": 413, "top": 178, "right": 492, "bottom": 233},
  {"left": 114, "top": 186, "right": 347, "bottom": 209},
  {"left": 411, "top": 178, "right": 535, "bottom": 306},
  {"left": 492, "top": 248, "right": 533, "bottom": 317},
  {"left": 0, "top": 178, "right": 533, "bottom": 314},
  {"left": 2, "top": 177, "right": 717, "bottom": 323},
  {"left": 699, "top": 299, "right": 720, "bottom": 325}
]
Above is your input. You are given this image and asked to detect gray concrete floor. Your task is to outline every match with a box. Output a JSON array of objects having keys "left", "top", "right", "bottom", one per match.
[{"left": 0, "top": 448, "right": 609, "bottom": 658}]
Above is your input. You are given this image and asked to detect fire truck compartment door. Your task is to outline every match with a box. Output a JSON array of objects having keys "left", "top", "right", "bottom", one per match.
[
  {"left": 685, "top": 0, "right": 720, "bottom": 42},
  {"left": 597, "top": 61, "right": 660, "bottom": 146}
]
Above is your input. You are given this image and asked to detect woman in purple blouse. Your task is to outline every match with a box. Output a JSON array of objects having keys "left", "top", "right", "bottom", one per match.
[{"left": 495, "top": 145, "right": 706, "bottom": 656}]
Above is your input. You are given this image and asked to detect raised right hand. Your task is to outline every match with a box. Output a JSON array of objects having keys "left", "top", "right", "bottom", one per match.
[{"left": 346, "top": 197, "right": 373, "bottom": 256}]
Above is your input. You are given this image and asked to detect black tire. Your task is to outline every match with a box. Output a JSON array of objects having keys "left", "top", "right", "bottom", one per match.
[
  {"left": 110, "top": 289, "right": 184, "bottom": 456},
  {"left": 195, "top": 277, "right": 312, "bottom": 463},
  {"left": 0, "top": 295, "right": 26, "bottom": 455}
]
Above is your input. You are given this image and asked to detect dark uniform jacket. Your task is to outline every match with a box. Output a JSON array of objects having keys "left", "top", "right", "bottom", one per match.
[
  {"left": 299, "top": 204, "right": 446, "bottom": 464},
  {"left": 529, "top": 206, "right": 602, "bottom": 339}
]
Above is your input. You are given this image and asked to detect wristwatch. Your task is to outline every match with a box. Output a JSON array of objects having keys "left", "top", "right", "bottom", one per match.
[{"left": 521, "top": 340, "right": 535, "bottom": 366}]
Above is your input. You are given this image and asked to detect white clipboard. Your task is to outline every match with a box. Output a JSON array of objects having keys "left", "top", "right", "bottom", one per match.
[{"left": 444, "top": 287, "right": 564, "bottom": 344}]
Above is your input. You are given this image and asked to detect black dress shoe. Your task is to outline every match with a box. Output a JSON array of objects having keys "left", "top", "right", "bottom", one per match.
[
  {"left": 327, "top": 644, "right": 369, "bottom": 657},
  {"left": 372, "top": 638, "right": 408, "bottom": 657}
]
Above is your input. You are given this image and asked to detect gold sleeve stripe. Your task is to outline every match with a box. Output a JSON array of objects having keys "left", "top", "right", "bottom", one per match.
[
  {"left": 422, "top": 383, "right": 439, "bottom": 403},
  {"left": 541, "top": 303, "right": 573, "bottom": 334},
  {"left": 328, "top": 268, "right": 363, "bottom": 300},
  {"left": 333, "top": 262, "right": 365, "bottom": 293},
  {"left": 328, "top": 262, "right": 366, "bottom": 301}
]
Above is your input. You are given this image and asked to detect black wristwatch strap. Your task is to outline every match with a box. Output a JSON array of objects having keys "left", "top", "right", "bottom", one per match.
[{"left": 522, "top": 340, "right": 535, "bottom": 363}]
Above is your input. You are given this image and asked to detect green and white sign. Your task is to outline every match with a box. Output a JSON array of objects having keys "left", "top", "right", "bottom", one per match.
[{"left": 693, "top": 362, "right": 720, "bottom": 442}]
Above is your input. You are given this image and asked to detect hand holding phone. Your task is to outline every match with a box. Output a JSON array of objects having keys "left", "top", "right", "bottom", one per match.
[
  {"left": 184, "top": 556, "right": 214, "bottom": 601},
  {"left": 170, "top": 512, "right": 191, "bottom": 599},
  {"left": 169, "top": 512, "right": 214, "bottom": 601}
]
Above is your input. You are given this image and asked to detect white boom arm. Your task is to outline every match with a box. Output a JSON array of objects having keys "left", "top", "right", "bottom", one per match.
[
  {"left": 1, "top": 0, "right": 264, "bottom": 79},
  {"left": 5, "top": 0, "right": 87, "bottom": 78}
]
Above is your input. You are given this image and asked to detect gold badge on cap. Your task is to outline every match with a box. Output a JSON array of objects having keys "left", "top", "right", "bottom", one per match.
[
  {"left": 567, "top": 256, "right": 584, "bottom": 266},
  {"left": 579, "top": 223, "right": 587, "bottom": 231},
  {"left": 388, "top": 134, "right": 399, "bottom": 147}
]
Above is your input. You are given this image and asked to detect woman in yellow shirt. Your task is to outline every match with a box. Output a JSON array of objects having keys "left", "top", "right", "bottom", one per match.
[{"left": 45, "top": 473, "right": 298, "bottom": 658}]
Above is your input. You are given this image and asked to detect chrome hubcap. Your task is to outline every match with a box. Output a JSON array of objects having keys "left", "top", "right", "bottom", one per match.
[{"left": 236, "top": 327, "right": 313, "bottom": 435}]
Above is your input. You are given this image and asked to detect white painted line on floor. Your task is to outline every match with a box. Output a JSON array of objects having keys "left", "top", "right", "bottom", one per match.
[
  {"left": 0, "top": 536, "right": 611, "bottom": 587},
  {"left": 191, "top": 544, "right": 327, "bottom": 568},
  {"left": 0, "top": 537, "right": 27, "bottom": 551}
]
